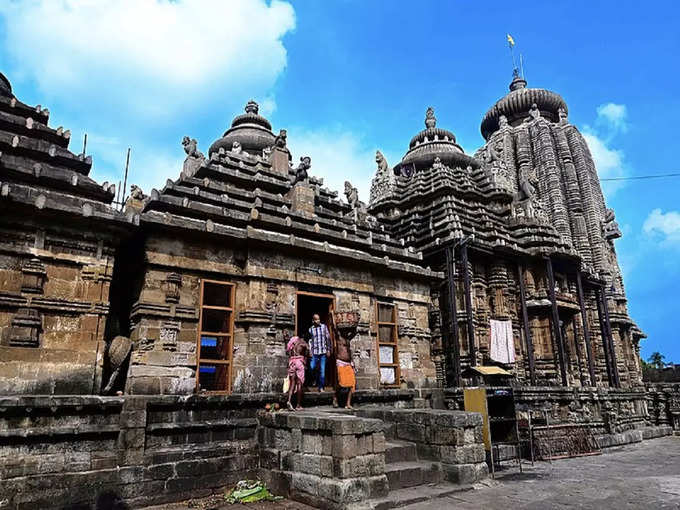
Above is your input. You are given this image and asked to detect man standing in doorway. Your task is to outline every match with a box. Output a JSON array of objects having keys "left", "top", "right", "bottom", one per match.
[{"left": 308, "top": 314, "right": 332, "bottom": 392}]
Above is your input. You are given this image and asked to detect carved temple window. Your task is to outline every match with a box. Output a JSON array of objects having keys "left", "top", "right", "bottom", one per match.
[
  {"left": 196, "top": 280, "right": 235, "bottom": 393},
  {"left": 376, "top": 302, "right": 400, "bottom": 387}
]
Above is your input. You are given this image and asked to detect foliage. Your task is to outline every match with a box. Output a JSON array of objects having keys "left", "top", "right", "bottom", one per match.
[
  {"left": 224, "top": 480, "right": 283, "bottom": 504},
  {"left": 647, "top": 352, "right": 666, "bottom": 370}
]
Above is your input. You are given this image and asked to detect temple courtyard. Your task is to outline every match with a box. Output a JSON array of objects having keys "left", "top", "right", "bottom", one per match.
[{"left": 149, "top": 435, "right": 680, "bottom": 510}]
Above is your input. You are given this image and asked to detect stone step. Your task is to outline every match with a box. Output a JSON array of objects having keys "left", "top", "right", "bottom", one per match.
[
  {"left": 349, "top": 482, "right": 474, "bottom": 510},
  {"left": 385, "top": 440, "right": 417, "bottom": 464},
  {"left": 385, "top": 461, "right": 441, "bottom": 490}
]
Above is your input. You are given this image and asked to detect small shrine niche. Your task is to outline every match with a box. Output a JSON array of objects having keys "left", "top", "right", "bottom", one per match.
[
  {"left": 21, "top": 258, "right": 46, "bottom": 294},
  {"left": 8, "top": 308, "right": 42, "bottom": 347},
  {"left": 163, "top": 273, "right": 182, "bottom": 303}
]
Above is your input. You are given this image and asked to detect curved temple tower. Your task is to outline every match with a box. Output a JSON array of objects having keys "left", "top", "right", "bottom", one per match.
[{"left": 369, "top": 73, "right": 643, "bottom": 389}]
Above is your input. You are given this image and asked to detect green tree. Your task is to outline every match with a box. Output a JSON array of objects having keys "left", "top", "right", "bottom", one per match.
[{"left": 648, "top": 352, "right": 666, "bottom": 369}]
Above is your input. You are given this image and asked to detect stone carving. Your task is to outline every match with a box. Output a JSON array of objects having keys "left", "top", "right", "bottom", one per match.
[
  {"left": 245, "top": 100, "right": 259, "bottom": 115},
  {"left": 425, "top": 106, "right": 437, "bottom": 128},
  {"left": 369, "top": 150, "right": 396, "bottom": 204},
  {"left": 558, "top": 107, "right": 568, "bottom": 125},
  {"left": 274, "top": 129, "right": 288, "bottom": 149},
  {"left": 21, "top": 258, "right": 46, "bottom": 294},
  {"left": 513, "top": 166, "right": 546, "bottom": 220},
  {"left": 129, "top": 185, "right": 145, "bottom": 200},
  {"left": 231, "top": 141, "right": 242, "bottom": 154},
  {"left": 344, "top": 181, "right": 366, "bottom": 212},
  {"left": 262, "top": 146, "right": 272, "bottom": 161},
  {"left": 163, "top": 272, "right": 182, "bottom": 303},
  {"left": 602, "top": 208, "right": 622, "bottom": 241},
  {"left": 499, "top": 115, "right": 509, "bottom": 129},
  {"left": 182, "top": 136, "right": 205, "bottom": 177},
  {"left": 8, "top": 308, "right": 41, "bottom": 347},
  {"left": 529, "top": 103, "right": 541, "bottom": 120},
  {"left": 125, "top": 185, "right": 146, "bottom": 213},
  {"left": 292, "top": 156, "right": 311, "bottom": 186}
]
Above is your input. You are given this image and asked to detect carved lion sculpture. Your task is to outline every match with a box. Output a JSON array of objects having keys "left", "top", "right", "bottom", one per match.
[
  {"left": 182, "top": 136, "right": 204, "bottom": 159},
  {"left": 375, "top": 150, "right": 389, "bottom": 176},
  {"left": 292, "top": 156, "right": 311, "bottom": 185}
]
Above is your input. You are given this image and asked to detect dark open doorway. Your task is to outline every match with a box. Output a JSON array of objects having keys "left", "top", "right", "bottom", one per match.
[{"left": 296, "top": 292, "right": 336, "bottom": 389}]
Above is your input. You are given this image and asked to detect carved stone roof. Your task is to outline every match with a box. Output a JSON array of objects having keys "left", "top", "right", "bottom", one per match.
[
  {"left": 0, "top": 72, "right": 132, "bottom": 228},
  {"left": 0, "top": 73, "right": 12, "bottom": 98},
  {"left": 208, "top": 101, "right": 276, "bottom": 157},
  {"left": 480, "top": 75, "right": 568, "bottom": 140},
  {"left": 142, "top": 142, "right": 440, "bottom": 280},
  {"left": 396, "top": 107, "right": 478, "bottom": 174}
]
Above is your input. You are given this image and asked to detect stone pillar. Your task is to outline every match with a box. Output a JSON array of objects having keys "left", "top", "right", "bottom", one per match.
[
  {"left": 287, "top": 183, "right": 316, "bottom": 218},
  {"left": 270, "top": 147, "right": 291, "bottom": 176}
]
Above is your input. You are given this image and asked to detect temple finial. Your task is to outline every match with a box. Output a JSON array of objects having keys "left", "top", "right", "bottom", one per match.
[
  {"left": 245, "top": 100, "right": 259, "bottom": 115},
  {"left": 425, "top": 107, "right": 436, "bottom": 129}
]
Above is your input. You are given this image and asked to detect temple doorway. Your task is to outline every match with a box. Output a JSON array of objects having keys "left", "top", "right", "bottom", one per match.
[{"left": 295, "top": 291, "right": 336, "bottom": 389}]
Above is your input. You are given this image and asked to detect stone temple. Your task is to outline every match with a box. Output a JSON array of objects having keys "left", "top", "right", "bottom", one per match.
[{"left": 0, "top": 70, "right": 677, "bottom": 509}]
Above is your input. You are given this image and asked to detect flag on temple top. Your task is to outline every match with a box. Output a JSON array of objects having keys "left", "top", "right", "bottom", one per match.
[{"left": 507, "top": 34, "right": 515, "bottom": 47}]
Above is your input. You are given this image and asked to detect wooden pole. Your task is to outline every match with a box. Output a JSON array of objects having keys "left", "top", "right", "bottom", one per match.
[
  {"left": 461, "top": 244, "right": 476, "bottom": 366},
  {"left": 545, "top": 257, "right": 568, "bottom": 386},
  {"left": 576, "top": 272, "right": 596, "bottom": 386},
  {"left": 595, "top": 287, "right": 614, "bottom": 387},
  {"left": 517, "top": 262, "right": 536, "bottom": 385},
  {"left": 600, "top": 286, "right": 620, "bottom": 388},
  {"left": 445, "top": 246, "right": 461, "bottom": 387}
]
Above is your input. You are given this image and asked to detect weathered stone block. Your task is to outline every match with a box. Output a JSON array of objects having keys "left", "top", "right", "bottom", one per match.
[
  {"left": 332, "top": 434, "right": 358, "bottom": 459},
  {"left": 441, "top": 461, "right": 488, "bottom": 484},
  {"left": 440, "top": 444, "right": 486, "bottom": 465}
]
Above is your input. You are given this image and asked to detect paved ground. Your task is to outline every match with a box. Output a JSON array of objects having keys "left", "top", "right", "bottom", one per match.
[{"left": 404, "top": 435, "right": 680, "bottom": 510}]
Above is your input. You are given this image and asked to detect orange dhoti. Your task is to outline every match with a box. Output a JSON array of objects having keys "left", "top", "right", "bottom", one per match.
[{"left": 336, "top": 360, "right": 355, "bottom": 389}]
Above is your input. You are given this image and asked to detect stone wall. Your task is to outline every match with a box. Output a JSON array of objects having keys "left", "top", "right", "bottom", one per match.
[
  {"left": 0, "top": 394, "right": 262, "bottom": 509},
  {"left": 0, "top": 223, "right": 119, "bottom": 395},
  {"left": 126, "top": 234, "right": 437, "bottom": 395}
]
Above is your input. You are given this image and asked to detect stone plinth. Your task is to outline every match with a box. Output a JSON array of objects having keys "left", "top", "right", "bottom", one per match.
[
  {"left": 355, "top": 407, "right": 489, "bottom": 485},
  {"left": 287, "top": 182, "right": 316, "bottom": 218},
  {"left": 257, "top": 410, "right": 388, "bottom": 509},
  {"left": 270, "top": 146, "right": 291, "bottom": 176}
]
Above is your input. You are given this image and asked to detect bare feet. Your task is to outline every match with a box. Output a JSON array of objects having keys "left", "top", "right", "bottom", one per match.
[
  {"left": 332, "top": 398, "right": 339, "bottom": 408},
  {"left": 295, "top": 406, "right": 303, "bottom": 411},
  {"left": 287, "top": 401, "right": 295, "bottom": 411},
  {"left": 345, "top": 405, "right": 353, "bottom": 410}
]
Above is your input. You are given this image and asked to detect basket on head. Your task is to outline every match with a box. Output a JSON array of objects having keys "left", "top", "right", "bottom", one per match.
[{"left": 333, "top": 311, "right": 360, "bottom": 330}]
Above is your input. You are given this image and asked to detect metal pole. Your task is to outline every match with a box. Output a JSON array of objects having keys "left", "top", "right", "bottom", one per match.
[
  {"left": 445, "top": 245, "right": 461, "bottom": 387},
  {"left": 121, "top": 147, "right": 131, "bottom": 209},
  {"left": 595, "top": 287, "right": 614, "bottom": 387},
  {"left": 576, "top": 272, "right": 596, "bottom": 386},
  {"left": 82, "top": 133, "right": 87, "bottom": 155},
  {"left": 601, "top": 286, "right": 620, "bottom": 388},
  {"left": 545, "top": 257, "right": 568, "bottom": 386},
  {"left": 517, "top": 263, "right": 536, "bottom": 385},
  {"left": 461, "top": 244, "right": 476, "bottom": 366}
]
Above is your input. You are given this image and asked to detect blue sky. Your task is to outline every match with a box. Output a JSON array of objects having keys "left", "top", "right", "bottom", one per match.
[{"left": 1, "top": 0, "right": 679, "bottom": 362}]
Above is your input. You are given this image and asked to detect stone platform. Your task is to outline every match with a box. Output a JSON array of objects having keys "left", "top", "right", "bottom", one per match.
[{"left": 258, "top": 407, "right": 488, "bottom": 509}]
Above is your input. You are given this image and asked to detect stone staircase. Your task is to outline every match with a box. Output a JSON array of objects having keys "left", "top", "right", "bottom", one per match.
[{"left": 357, "top": 436, "right": 475, "bottom": 509}]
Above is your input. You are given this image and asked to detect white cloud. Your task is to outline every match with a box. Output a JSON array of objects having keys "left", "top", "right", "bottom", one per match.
[
  {"left": 582, "top": 132, "right": 626, "bottom": 196},
  {"left": 643, "top": 208, "right": 680, "bottom": 245},
  {"left": 0, "top": 0, "right": 296, "bottom": 195},
  {"left": 582, "top": 102, "right": 629, "bottom": 198},
  {"left": 596, "top": 103, "right": 628, "bottom": 134},
  {"left": 0, "top": 0, "right": 295, "bottom": 117},
  {"left": 286, "top": 128, "right": 382, "bottom": 204}
]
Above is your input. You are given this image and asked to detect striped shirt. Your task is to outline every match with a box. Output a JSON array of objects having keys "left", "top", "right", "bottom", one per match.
[{"left": 308, "top": 323, "right": 330, "bottom": 356}]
